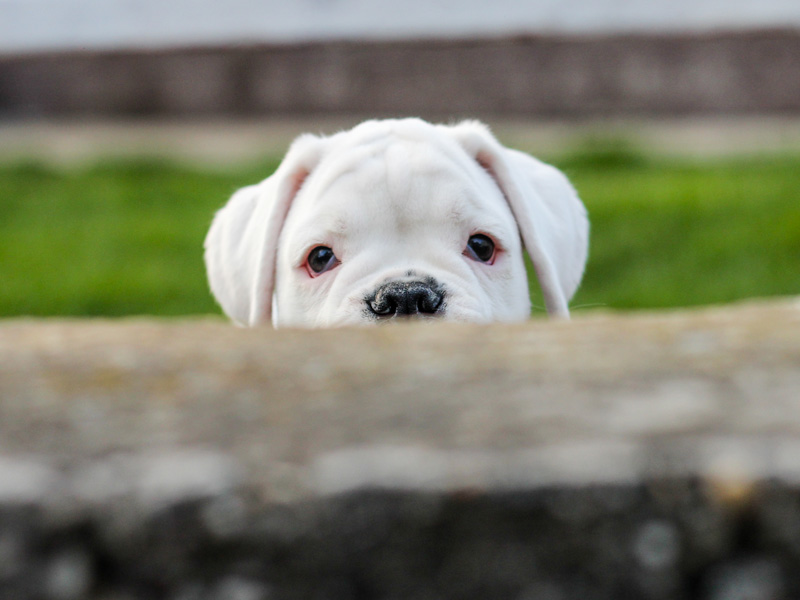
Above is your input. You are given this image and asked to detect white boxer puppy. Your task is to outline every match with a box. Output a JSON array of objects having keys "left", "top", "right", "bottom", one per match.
[{"left": 204, "top": 118, "right": 588, "bottom": 328}]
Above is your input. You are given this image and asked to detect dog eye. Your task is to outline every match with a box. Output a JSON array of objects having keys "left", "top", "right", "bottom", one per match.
[
  {"left": 306, "top": 246, "right": 338, "bottom": 276},
  {"left": 465, "top": 234, "right": 496, "bottom": 264}
]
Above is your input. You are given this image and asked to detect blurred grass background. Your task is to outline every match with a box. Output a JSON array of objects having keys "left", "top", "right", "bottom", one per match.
[{"left": 2, "top": 142, "right": 798, "bottom": 318}]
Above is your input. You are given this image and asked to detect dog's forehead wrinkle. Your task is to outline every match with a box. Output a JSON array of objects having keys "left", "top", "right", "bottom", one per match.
[
  {"left": 310, "top": 132, "right": 497, "bottom": 222},
  {"left": 291, "top": 144, "right": 519, "bottom": 267},
  {"left": 309, "top": 156, "right": 477, "bottom": 243}
]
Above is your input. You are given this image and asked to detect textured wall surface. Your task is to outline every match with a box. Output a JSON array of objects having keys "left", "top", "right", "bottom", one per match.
[
  {"left": 1, "top": 300, "right": 799, "bottom": 599},
  {"left": 2, "top": 30, "right": 800, "bottom": 119}
]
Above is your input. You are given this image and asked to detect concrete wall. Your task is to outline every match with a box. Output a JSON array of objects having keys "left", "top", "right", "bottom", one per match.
[
  {"left": 1, "top": 300, "right": 800, "bottom": 599},
  {"left": 2, "top": 30, "right": 800, "bottom": 119}
]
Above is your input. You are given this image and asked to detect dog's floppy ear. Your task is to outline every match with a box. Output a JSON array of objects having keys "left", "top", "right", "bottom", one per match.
[
  {"left": 445, "top": 121, "right": 589, "bottom": 318},
  {"left": 204, "top": 134, "right": 325, "bottom": 326}
]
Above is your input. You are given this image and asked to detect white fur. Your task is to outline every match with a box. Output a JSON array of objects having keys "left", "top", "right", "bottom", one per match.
[{"left": 204, "top": 118, "right": 588, "bottom": 328}]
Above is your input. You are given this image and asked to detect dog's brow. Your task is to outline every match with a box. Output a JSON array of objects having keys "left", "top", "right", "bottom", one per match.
[{"left": 330, "top": 217, "right": 349, "bottom": 236}]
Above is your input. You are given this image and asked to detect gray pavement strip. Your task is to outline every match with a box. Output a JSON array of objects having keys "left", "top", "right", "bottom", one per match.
[{"left": 2, "top": 116, "right": 800, "bottom": 166}]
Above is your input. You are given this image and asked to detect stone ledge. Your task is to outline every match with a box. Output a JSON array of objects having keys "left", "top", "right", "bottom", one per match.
[
  {"left": 1, "top": 299, "right": 799, "bottom": 599},
  {"left": 2, "top": 299, "right": 799, "bottom": 485}
]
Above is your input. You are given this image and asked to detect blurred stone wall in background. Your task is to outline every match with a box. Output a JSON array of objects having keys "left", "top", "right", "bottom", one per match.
[{"left": 2, "top": 30, "right": 799, "bottom": 119}]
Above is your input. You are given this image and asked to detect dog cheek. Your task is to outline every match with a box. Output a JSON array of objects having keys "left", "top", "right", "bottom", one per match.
[
  {"left": 310, "top": 273, "right": 368, "bottom": 327},
  {"left": 468, "top": 263, "right": 527, "bottom": 321},
  {"left": 493, "top": 264, "right": 533, "bottom": 320},
  {"left": 273, "top": 270, "right": 321, "bottom": 327}
]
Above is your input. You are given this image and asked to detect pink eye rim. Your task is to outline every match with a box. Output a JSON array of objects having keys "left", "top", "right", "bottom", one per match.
[
  {"left": 305, "top": 245, "right": 339, "bottom": 277},
  {"left": 464, "top": 233, "right": 497, "bottom": 264}
]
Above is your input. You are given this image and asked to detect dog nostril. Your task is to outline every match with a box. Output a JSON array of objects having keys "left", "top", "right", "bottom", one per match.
[
  {"left": 368, "top": 280, "right": 443, "bottom": 317},
  {"left": 415, "top": 289, "right": 442, "bottom": 314},
  {"left": 369, "top": 295, "right": 397, "bottom": 316}
]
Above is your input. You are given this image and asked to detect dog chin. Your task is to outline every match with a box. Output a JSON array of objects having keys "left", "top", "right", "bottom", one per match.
[{"left": 318, "top": 309, "right": 475, "bottom": 328}]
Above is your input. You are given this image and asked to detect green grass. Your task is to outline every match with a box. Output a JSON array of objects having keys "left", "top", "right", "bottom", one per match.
[
  {"left": 1, "top": 158, "right": 278, "bottom": 317},
  {"left": 1, "top": 148, "right": 798, "bottom": 318},
  {"left": 560, "top": 146, "right": 800, "bottom": 314}
]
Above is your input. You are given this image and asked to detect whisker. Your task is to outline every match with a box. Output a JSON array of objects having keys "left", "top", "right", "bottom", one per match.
[{"left": 569, "top": 303, "right": 608, "bottom": 310}]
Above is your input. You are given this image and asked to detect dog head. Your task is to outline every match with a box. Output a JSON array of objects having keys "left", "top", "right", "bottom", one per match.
[{"left": 204, "top": 119, "right": 588, "bottom": 327}]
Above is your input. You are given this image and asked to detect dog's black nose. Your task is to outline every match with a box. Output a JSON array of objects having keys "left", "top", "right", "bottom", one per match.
[{"left": 367, "top": 279, "right": 444, "bottom": 318}]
